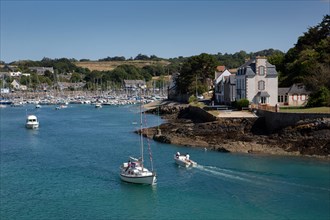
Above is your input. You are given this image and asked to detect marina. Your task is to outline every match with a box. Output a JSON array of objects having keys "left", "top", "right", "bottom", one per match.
[
  {"left": 0, "top": 91, "right": 164, "bottom": 108},
  {"left": 0, "top": 104, "right": 329, "bottom": 219}
]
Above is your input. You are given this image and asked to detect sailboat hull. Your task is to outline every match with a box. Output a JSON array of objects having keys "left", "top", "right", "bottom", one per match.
[{"left": 120, "top": 173, "right": 156, "bottom": 185}]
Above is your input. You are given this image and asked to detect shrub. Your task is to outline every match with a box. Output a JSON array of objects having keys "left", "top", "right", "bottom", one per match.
[
  {"left": 188, "top": 95, "right": 197, "bottom": 103},
  {"left": 307, "top": 86, "right": 330, "bottom": 107},
  {"left": 235, "top": 99, "right": 249, "bottom": 110}
]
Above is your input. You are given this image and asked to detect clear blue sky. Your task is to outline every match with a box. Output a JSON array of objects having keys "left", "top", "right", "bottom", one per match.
[{"left": 1, "top": 0, "right": 329, "bottom": 62}]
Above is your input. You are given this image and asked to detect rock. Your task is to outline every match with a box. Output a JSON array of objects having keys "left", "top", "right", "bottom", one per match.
[
  {"left": 141, "top": 104, "right": 330, "bottom": 158},
  {"left": 216, "top": 147, "right": 230, "bottom": 153},
  {"left": 153, "top": 134, "right": 171, "bottom": 144}
]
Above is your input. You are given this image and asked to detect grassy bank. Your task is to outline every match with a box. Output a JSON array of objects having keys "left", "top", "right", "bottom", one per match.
[{"left": 280, "top": 106, "right": 330, "bottom": 113}]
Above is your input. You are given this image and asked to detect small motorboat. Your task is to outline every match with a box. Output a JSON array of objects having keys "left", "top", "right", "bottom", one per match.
[
  {"left": 26, "top": 115, "right": 39, "bottom": 129},
  {"left": 174, "top": 152, "right": 197, "bottom": 167},
  {"left": 55, "top": 104, "right": 67, "bottom": 110},
  {"left": 95, "top": 103, "right": 102, "bottom": 108}
]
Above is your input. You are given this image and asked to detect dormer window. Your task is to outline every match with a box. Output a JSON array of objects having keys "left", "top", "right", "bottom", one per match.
[{"left": 259, "top": 66, "right": 265, "bottom": 76}]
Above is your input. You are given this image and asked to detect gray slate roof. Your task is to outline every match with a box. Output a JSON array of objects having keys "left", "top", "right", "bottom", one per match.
[
  {"left": 278, "top": 87, "right": 290, "bottom": 96},
  {"left": 257, "top": 91, "right": 270, "bottom": 97},
  {"left": 278, "top": 84, "right": 310, "bottom": 95},
  {"left": 288, "top": 83, "right": 310, "bottom": 94},
  {"left": 238, "top": 58, "right": 278, "bottom": 77}
]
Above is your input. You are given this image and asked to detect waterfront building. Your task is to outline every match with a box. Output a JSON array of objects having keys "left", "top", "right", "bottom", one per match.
[
  {"left": 278, "top": 83, "right": 310, "bottom": 107},
  {"left": 223, "top": 74, "right": 236, "bottom": 105},
  {"left": 214, "top": 66, "right": 232, "bottom": 104},
  {"left": 236, "top": 56, "right": 278, "bottom": 106}
]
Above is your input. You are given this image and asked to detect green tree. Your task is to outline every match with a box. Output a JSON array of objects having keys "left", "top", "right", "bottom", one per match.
[
  {"left": 134, "top": 54, "right": 149, "bottom": 60},
  {"left": 281, "top": 15, "right": 330, "bottom": 89},
  {"left": 70, "top": 73, "right": 82, "bottom": 82},
  {"left": 176, "top": 53, "right": 219, "bottom": 95},
  {"left": 307, "top": 86, "right": 330, "bottom": 107}
]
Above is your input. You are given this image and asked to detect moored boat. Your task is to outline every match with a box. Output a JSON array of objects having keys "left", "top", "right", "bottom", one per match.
[
  {"left": 95, "top": 103, "right": 102, "bottom": 108},
  {"left": 25, "top": 115, "right": 39, "bottom": 129}
]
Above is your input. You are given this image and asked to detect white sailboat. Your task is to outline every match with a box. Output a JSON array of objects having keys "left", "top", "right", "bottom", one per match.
[{"left": 119, "top": 97, "right": 157, "bottom": 185}]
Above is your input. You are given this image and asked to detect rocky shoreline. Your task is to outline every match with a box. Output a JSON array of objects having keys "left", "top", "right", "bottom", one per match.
[{"left": 141, "top": 102, "right": 330, "bottom": 159}]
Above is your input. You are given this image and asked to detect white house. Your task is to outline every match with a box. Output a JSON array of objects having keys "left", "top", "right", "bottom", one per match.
[
  {"left": 214, "top": 66, "right": 232, "bottom": 104},
  {"left": 236, "top": 56, "right": 278, "bottom": 106},
  {"left": 11, "top": 79, "right": 20, "bottom": 90},
  {"left": 10, "top": 71, "right": 22, "bottom": 77}
]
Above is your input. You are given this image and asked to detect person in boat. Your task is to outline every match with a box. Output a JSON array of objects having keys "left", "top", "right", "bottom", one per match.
[
  {"left": 176, "top": 152, "right": 180, "bottom": 158},
  {"left": 125, "top": 160, "right": 131, "bottom": 172},
  {"left": 186, "top": 153, "right": 190, "bottom": 161}
]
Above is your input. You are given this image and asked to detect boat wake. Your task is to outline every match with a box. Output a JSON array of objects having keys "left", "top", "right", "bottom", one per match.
[
  {"left": 195, "top": 165, "right": 254, "bottom": 183},
  {"left": 194, "top": 164, "right": 330, "bottom": 192}
]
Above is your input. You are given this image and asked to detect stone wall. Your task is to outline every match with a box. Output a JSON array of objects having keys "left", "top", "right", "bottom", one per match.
[
  {"left": 188, "top": 106, "right": 217, "bottom": 122},
  {"left": 257, "top": 110, "right": 330, "bottom": 133}
]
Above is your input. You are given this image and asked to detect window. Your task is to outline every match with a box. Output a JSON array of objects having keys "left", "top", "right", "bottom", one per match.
[
  {"left": 259, "top": 66, "right": 265, "bottom": 76},
  {"left": 261, "top": 97, "right": 267, "bottom": 104},
  {"left": 278, "top": 95, "right": 284, "bottom": 103},
  {"left": 258, "top": 81, "right": 265, "bottom": 90},
  {"left": 293, "top": 94, "right": 298, "bottom": 101},
  {"left": 301, "top": 94, "right": 306, "bottom": 101}
]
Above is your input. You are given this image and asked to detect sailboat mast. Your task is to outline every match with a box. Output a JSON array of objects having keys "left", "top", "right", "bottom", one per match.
[{"left": 140, "top": 92, "right": 144, "bottom": 169}]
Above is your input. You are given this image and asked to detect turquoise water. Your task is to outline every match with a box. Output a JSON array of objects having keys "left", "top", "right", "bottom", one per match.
[{"left": 1, "top": 105, "right": 329, "bottom": 220}]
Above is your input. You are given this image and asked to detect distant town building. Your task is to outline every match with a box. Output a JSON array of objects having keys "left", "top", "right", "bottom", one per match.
[
  {"left": 123, "top": 80, "right": 146, "bottom": 90},
  {"left": 11, "top": 79, "right": 20, "bottom": 90},
  {"left": 28, "top": 67, "right": 54, "bottom": 75},
  {"left": 0, "top": 88, "right": 10, "bottom": 94},
  {"left": 2, "top": 65, "right": 19, "bottom": 72},
  {"left": 22, "top": 73, "right": 31, "bottom": 77},
  {"left": 10, "top": 71, "right": 22, "bottom": 77}
]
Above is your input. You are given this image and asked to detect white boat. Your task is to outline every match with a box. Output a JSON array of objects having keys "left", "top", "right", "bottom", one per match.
[
  {"left": 35, "top": 104, "right": 41, "bottom": 108},
  {"left": 25, "top": 115, "right": 39, "bottom": 129},
  {"left": 95, "top": 103, "right": 102, "bottom": 108},
  {"left": 119, "top": 97, "right": 156, "bottom": 185},
  {"left": 120, "top": 157, "right": 156, "bottom": 185},
  {"left": 174, "top": 152, "right": 197, "bottom": 167},
  {"left": 55, "top": 104, "right": 67, "bottom": 110}
]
